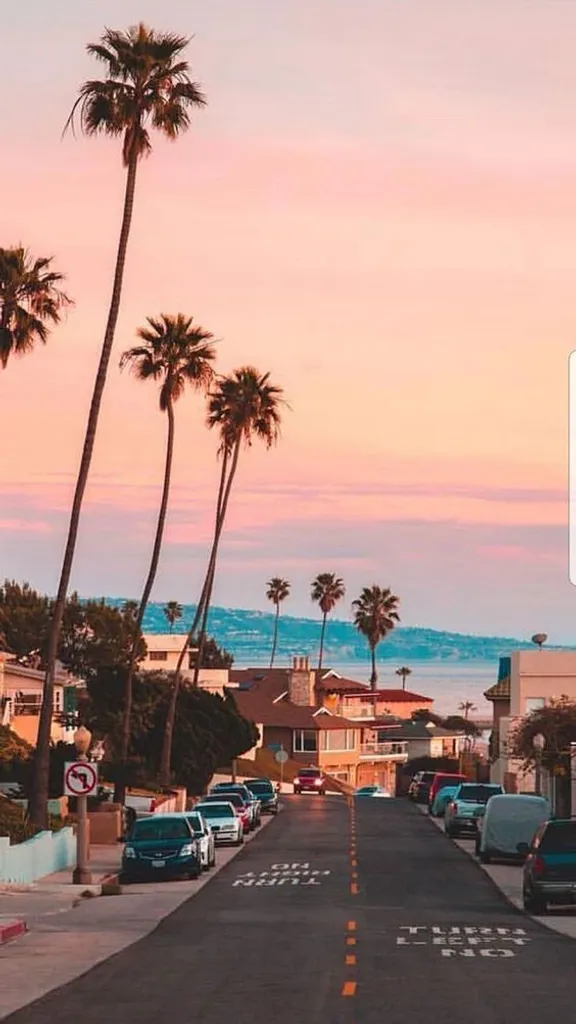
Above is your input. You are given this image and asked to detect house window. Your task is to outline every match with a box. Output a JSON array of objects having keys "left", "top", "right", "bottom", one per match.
[
  {"left": 525, "top": 697, "right": 545, "bottom": 714},
  {"left": 293, "top": 730, "right": 318, "bottom": 753},
  {"left": 320, "top": 730, "right": 356, "bottom": 752},
  {"left": 149, "top": 651, "right": 168, "bottom": 662}
]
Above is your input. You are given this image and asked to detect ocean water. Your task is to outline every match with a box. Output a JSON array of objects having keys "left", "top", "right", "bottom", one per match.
[{"left": 234, "top": 658, "right": 496, "bottom": 717}]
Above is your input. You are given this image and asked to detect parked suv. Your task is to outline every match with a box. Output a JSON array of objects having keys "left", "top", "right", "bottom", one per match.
[
  {"left": 294, "top": 768, "right": 326, "bottom": 795},
  {"left": 521, "top": 818, "right": 576, "bottom": 915},
  {"left": 408, "top": 771, "right": 436, "bottom": 804}
]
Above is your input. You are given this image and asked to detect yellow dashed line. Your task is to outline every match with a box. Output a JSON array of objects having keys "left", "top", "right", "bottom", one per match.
[
  {"left": 347, "top": 936, "right": 357, "bottom": 946},
  {"left": 346, "top": 954, "right": 357, "bottom": 965},
  {"left": 351, "top": 882, "right": 359, "bottom": 895},
  {"left": 351, "top": 858, "right": 358, "bottom": 867},
  {"left": 347, "top": 920, "right": 357, "bottom": 931},
  {"left": 342, "top": 982, "right": 357, "bottom": 997}
]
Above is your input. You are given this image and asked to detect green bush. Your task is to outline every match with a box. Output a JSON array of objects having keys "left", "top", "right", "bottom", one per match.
[{"left": 0, "top": 798, "right": 36, "bottom": 844}]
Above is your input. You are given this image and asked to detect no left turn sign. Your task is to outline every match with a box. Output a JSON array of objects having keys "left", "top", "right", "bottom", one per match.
[{"left": 64, "top": 761, "right": 99, "bottom": 797}]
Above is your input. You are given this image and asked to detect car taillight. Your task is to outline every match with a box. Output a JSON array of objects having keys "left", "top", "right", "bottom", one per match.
[
  {"left": 150, "top": 799, "right": 157, "bottom": 812},
  {"left": 450, "top": 802, "right": 458, "bottom": 812},
  {"left": 532, "top": 855, "right": 545, "bottom": 877}
]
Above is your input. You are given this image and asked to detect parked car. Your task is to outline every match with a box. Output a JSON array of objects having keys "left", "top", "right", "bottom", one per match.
[
  {"left": 428, "top": 773, "right": 468, "bottom": 815},
  {"left": 521, "top": 818, "right": 576, "bottom": 915},
  {"left": 444, "top": 783, "right": 504, "bottom": 837},
  {"left": 194, "top": 800, "right": 244, "bottom": 845},
  {"left": 211, "top": 783, "right": 262, "bottom": 827},
  {"left": 430, "top": 785, "right": 460, "bottom": 818},
  {"left": 244, "top": 778, "right": 280, "bottom": 815},
  {"left": 294, "top": 768, "right": 326, "bottom": 795},
  {"left": 201, "top": 792, "right": 252, "bottom": 832},
  {"left": 119, "top": 814, "right": 201, "bottom": 884},
  {"left": 355, "top": 785, "right": 392, "bottom": 799},
  {"left": 408, "top": 771, "right": 436, "bottom": 804},
  {"left": 475, "top": 793, "right": 550, "bottom": 864},
  {"left": 173, "top": 810, "right": 216, "bottom": 871}
]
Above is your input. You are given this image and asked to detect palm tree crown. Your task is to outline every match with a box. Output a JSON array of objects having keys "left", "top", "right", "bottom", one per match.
[
  {"left": 207, "top": 366, "right": 284, "bottom": 454},
  {"left": 311, "top": 573, "right": 345, "bottom": 615},
  {"left": 65, "top": 23, "right": 206, "bottom": 165},
  {"left": 266, "top": 577, "right": 291, "bottom": 607},
  {"left": 352, "top": 585, "right": 401, "bottom": 688},
  {"left": 120, "top": 313, "right": 216, "bottom": 408},
  {"left": 164, "top": 600, "right": 183, "bottom": 632},
  {"left": 396, "top": 666, "right": 412, "bottom": 690},
  {"left": 0, "top": 247, "right": 73, "bottom": 368}
]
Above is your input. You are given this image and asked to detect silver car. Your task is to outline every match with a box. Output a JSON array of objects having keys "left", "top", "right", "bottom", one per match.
[
  {"left": 194, "top": 801, "right": 244, "bottom": 846},
  {"left": 172, "top": 811, "right": 216, "bottom": 870}
]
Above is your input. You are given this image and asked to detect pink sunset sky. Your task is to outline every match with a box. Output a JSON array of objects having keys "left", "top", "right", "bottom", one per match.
[{"left": 2, "top": 0, "right": 576, "bottom": 640}]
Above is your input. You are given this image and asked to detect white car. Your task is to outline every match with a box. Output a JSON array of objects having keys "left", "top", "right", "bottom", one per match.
[
  {"left": 355, "top": 785, "right": 392, "bottom": 799},
  {"left": 195, "top": 801, "right": 244, "bottom": 846},
  {"left": 178, "top": 811, "right": 216, "bottom": 871}
]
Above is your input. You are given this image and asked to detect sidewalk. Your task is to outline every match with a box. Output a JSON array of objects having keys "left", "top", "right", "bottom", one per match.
[
  {"left": 418, "top": 804, "right": 576, "bottom": 941},
  {"left": 0, "top": 811, "right": 278, "bottom": 1020}
]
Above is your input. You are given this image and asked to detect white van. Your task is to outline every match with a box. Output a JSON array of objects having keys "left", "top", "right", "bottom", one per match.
[{"left": 475, "top": 793, "right": 550, "bottom": 864}]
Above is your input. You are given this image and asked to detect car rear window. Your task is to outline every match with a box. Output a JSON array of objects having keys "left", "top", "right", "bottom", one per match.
[
  {"left": 205, "top": 793, "right": 244, "bottom": 807},
  {"left": 539, "top": 822, "right": 576, "bottom": 853},
  {"left": 196, "top": 803, "right": 233, "bottom": 818},
  {"left": 420, "top": 773, "right": 435, "bottom": 783},
  {"left": 457, "top": 785, "right": 501, "bottom": 803},
  {"left": 131, "top": 818, "right": 190, "bottom": 841},
  {"left": 247, "top": 782, "right": 274, "bottom": 794}
]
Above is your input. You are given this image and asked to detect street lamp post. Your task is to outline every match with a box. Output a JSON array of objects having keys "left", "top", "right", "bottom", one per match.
[
  {"left": 533, "top": 732, "right": 546, "bottom": 798},
  {"left": 72, "top": 725, "right": 93, "bottom": 885}
]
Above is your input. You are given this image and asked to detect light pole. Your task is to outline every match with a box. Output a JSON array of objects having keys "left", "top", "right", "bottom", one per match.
[
  {"left": 533, "top": 732, "right": 546, "bottom": 797},
  {"left": 72, "top": 725, "right": 93, "bottom": 885}
]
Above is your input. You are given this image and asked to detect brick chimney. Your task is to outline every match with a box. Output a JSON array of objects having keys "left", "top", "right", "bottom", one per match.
[{"left": 288, "top": 656, "right": 316, "bottom": 706}]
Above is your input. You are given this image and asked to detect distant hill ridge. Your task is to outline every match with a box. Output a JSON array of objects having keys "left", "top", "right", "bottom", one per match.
[{"left": 101, "top": 598, "right": 566, "bottom": 663}]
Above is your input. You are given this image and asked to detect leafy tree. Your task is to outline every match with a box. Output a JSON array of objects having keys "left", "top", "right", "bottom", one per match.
[
  {"left": 160, "top": 367, "right": 285, "bottom": 783},
  {"left": 352, "top": 585, "right": 400, "bottom": 688},
  {"left": 311, "top": 573, "right": 345, "bottom": 671},
  {"left": 117, "top": 314, "right": 215, "bottom": 794},
  {"left": 33, "top": 23, "right": 206, "bottom": 830},
  {"left": 266, "top": 577, "right": 290, "bottom": 668},
  {"left": 201, "top": 636, "right": 234, "bottom": 669},
  {"left": 511, "top": 697, "right": 576, "bottom": 815},
  {"left": 59, "top": 595, "right": 145, "bottom": 680},
  {"left": 0, "top": 581, "right": 50, "bottom": 659},
  {"left": 411, "top": 708, "right": 444, "bottom": 726},
  {"left": 0, "top": 247, "right": 73, "bottom": 368},
  {"left": 0, "top": 726, "right": 33, "bottom": 777},
  {"left": 458, "top": 700, "right": 477, "bottom": 719},
  {"left": 443, "top": 715, "right": 481, "bottom": 738},
  {"left": 164, "top": 601, "right": 183, "bottom": 632}
]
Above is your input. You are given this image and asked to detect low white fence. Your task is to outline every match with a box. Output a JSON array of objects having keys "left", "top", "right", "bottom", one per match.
[{"left": 0, "top": 827, "right": 76, "bottom": 884}]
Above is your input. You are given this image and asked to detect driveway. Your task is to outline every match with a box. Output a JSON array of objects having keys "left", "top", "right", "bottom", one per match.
[{"left": 4, "top": 798, "right": 576, "bottom": 1023}]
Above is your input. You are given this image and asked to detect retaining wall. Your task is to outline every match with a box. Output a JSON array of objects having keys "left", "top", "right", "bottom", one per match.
[{"left": 0, "top": 828, "right": 76, "bottom": 884}]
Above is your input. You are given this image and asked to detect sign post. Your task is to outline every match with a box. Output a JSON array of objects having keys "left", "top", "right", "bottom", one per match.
[
  {"left": 275, "top": 745, "right": 289, "bottom": 791},
  {"left": 64, "top": 727, "right": 97, "bottom": 885}
]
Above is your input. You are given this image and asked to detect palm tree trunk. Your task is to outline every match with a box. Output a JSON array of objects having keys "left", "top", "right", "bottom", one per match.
[
  {"left": 158, "top": 446, "right": 231, "bottom": 784},
  {"left": 192, "top": 440, "right": 241, "bottom": 685},
  {"left": 270, "top": 604, "right": 280, "bottom": 668},
  {"left": 115, "top": 397, "right": 175, "bottom": 803},
  {"left": 402, "top": 671, "right": 406, "bottom": 690},
  {"left": 30, "top": 150, "right": 140, "bottom": 829},
  {"left": 317, "top": 612, "right": 328, "bottom": 672},
  {"left": 370, "top": 644, "right": 378, "bottom": 720}
]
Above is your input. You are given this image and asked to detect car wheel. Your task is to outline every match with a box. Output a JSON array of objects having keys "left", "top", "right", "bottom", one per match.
[{"left": 523, "top": 892, "right": 547, "bottom": 916}]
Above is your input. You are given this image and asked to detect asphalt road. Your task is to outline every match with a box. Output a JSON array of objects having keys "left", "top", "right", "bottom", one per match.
[{"left": 6, "top": 797, "right": 576, "bottom": 1024}]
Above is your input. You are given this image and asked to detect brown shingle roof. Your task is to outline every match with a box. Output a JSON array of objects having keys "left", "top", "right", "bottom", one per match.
[
  {"left": 339, "top": 688, "right": 433, "bottom": 703},
  {"left": 484, "top": 677, "right": 511, "bottom": 701},
  {"left": 233, "top": 690, "right": 356, "bottom": 730}
]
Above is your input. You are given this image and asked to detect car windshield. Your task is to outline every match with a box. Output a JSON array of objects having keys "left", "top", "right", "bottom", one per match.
[
  {"left": 539, "top": 822, "right": 576, "bottom": 853},
  {"left": 206, "top": 793, "right": 244, "bottom": 808},
  {"left": 299, "top": 770, "right": 321, "bottom": 778},
  {"left": 196, "top": 803, "right": 234, "bottom": 818},
  {"left": 247, "top": 783, "right": 274, "bottom": 795},
  {"left": 457, "top": 785, "right": 501, "bottom": 804},
  {"left": 131, "top": 818, "right": 190, "bottom": 841}
]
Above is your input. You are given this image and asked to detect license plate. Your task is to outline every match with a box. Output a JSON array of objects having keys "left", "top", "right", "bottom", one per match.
[{"left": 152, "top": 859, "right": 165, "bottom": 868}]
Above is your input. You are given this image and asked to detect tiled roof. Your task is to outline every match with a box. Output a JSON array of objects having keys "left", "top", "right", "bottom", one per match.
[
  {"left": 316, "top": 672, "right": 366, "bottom": 694},
  {"left": 229, "top": 668, "right": 293, "bottom": 700},
  {"left": 233, "top": 690, "right": 357, "bottom": 730},
  {"left": 377, "top": 720, "right": 463, "bottom": 740},
  {"left": 484, "top": 677, "right": 511, "bottom": 701},
  {"left": 340, "top": 688, "right": 433, "bottom": 703}
]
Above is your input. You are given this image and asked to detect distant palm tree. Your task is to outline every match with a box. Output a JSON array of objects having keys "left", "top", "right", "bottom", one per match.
[
  {"left": 117, "top": 314, "right": 215, "bottom": 787},
  {"left": 31, "top": 23, "right": 206, "bottom": 830},
  {"left": 311, "top": 573, "right": 345, "bottom": 672},
  {"left": 395, "top": 666, "right": 412, "bottom": 691},
  {"left": 458, "top": 700, "right": 477, "bottom": 720},
  {"left": 164, "top": 601, "right": 183, "bottom": 633},
  {"left": 122, "top": 600, "right": 139, "bottom": 619},
  {"left": 352, "top": 585, "right": 401, "bottom": 690},
  {"left": 266, "top": 578, "right": 290, "bottom": 667},
  {"left": 159, "top": 367, "right": 285, "bottom": 784},
  {"left": 0, "top": 246, "right": 73, "bottom": 368}
]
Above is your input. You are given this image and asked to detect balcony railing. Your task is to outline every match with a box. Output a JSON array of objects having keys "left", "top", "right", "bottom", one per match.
[{"left": 360, "top": 742, "right": 408, "bottom": 759}]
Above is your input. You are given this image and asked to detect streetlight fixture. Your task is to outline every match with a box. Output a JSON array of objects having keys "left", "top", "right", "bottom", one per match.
[
  {"left": 72, "top": 725, "right": 93, "bottom": 885},
  {"left": 533, "top": 732, "right": 546, "bottom": 797}
]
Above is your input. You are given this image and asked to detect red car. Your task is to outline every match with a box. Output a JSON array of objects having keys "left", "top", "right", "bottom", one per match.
[
  {"left": 293, "top": 768, "right": 326, "bottom": 795},
  {"left": 428, "top": 772, "right": 468, "bottom": 815}
]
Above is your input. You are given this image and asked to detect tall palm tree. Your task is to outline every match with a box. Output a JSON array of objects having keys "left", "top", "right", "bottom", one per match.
[
  {"left": 311, "top": 573, "right": 345, "bottom": 672},
  {"left": 31, "top": 24, "right": 206, "bottom": 828},
  {"left": 352, "top": 585, "right": 401, "bottom": 691},
  {"left": 266, "top": 577, "right": 290, "bottom": 667},
  {"left": 117, "top": 314, "right": 215, "bottom": 791},
  {"left": 159, "top": 367, "right": 284, "bottom": 783},
  {"left": 395, "top": 666, "right": 412, "bottom": 691},
  {"left": 0, "top": 247, "right": 72, "bottom": 368},
  {"left": 458, "top": 700, "right": 477, "bottom": 720},
  {"left": 164, "top": 601, "right": 183, "bottom": 633}
]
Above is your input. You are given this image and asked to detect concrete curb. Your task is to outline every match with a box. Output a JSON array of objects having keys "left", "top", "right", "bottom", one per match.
[{"left": 0, "top": 918, "right": 27, "bottom": 945}]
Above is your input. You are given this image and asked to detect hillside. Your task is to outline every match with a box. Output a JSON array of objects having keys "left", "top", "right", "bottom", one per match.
[{"left": 103, "top": 599, "right": 555, "bottom": 663}]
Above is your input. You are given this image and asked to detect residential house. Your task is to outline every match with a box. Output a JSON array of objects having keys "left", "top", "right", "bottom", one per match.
[
  {"left": 230, "top": 659, "right": 436, "bottom": 791},
  {"left": 140, "top": 634, "right": 234, "bottom": 696},
  {"left": 486, "top": 650, "right": 576, "bottom": 793},
  {"left": 0, "top": 653, "right": 78, "bottom": 745},
  {"left": 375, "top": 719, "right": 464, "bottom": 762}
]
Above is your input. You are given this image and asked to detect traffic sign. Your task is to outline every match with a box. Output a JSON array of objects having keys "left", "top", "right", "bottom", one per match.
[
  {"left": 275, "top": 749, "right": 289, "bottom": 765},
  {"left": 64, "top": 761, "right": 99, "bottom": 797}
]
